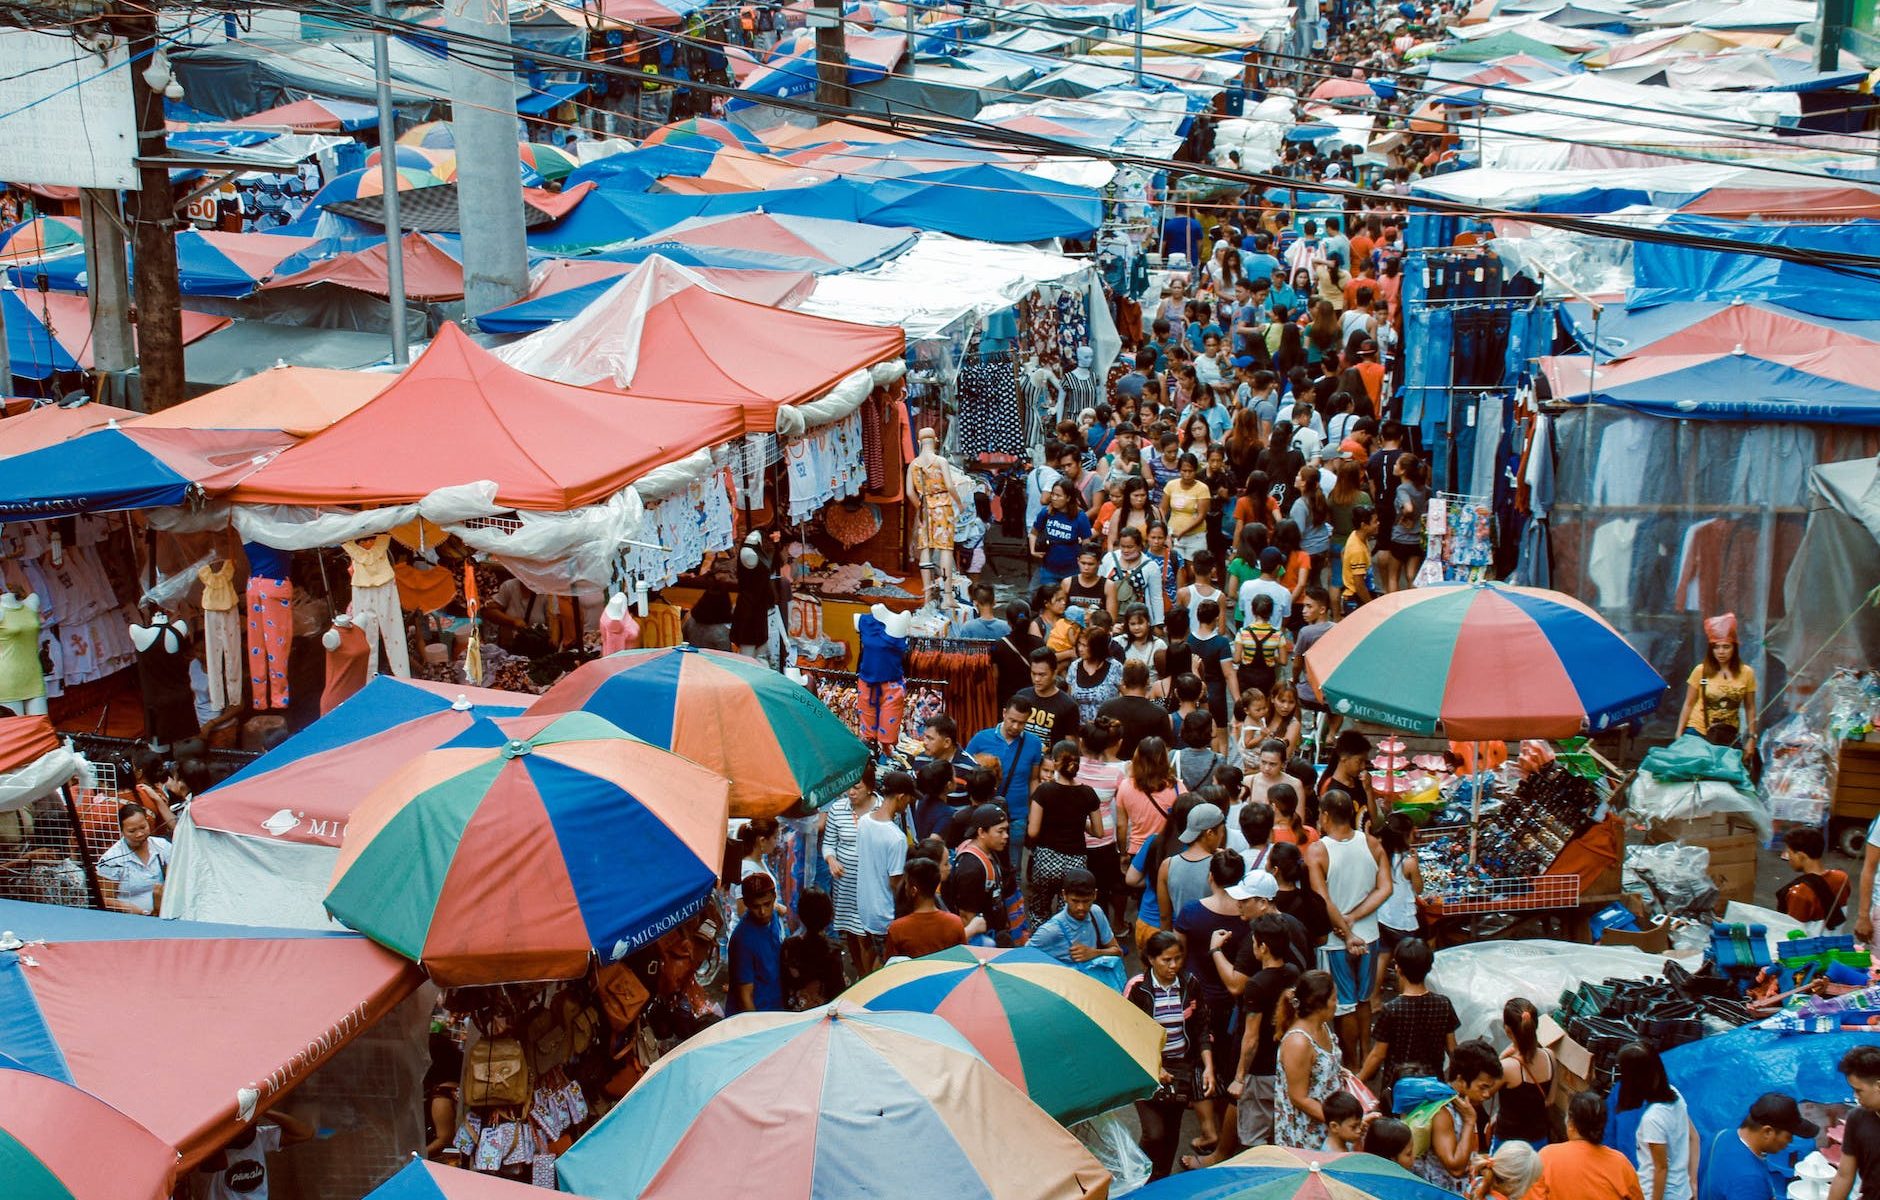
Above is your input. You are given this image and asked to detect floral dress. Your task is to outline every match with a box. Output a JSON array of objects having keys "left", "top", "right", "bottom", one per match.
[
  {"left": 910, "top": 459, "right": 957, "bottom": 552},
  {"left": 1274, "top": 1026, "right": 1343, "bottom": 1150}
]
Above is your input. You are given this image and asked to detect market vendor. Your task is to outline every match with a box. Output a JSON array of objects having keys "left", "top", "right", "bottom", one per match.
[
  {"left": 1698, "top": 1094, "right": 1817, "bottom": 1200},
  {"left": 1674, "top": 614, "right": 1757, "bottom": 756}
]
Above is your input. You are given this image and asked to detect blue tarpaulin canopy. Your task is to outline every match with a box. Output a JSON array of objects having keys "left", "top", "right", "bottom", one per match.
[
  {"left": 1630, "top": 216, "right": 1880, "bottom": 318},
  {"left": 6, "top": 229, "right": 326, "bottom": 298},
  {"left": 0, "top": 291, "right": 79, "bottom": 380},
  {"left": 1666, "top": 1025, "right": 1867, "bottom": 1176},
  {"left": 0, "top": 427, "right": 290, "bottom": 520}
]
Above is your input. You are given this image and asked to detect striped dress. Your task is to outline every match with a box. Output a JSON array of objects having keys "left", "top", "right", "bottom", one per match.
[{"left": 823, "top": 795, "right": 868, "bottom": 936}]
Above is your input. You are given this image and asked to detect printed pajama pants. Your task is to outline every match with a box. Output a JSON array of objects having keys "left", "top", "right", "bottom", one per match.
[
  {"left": 350, "top": 581, "right": 410, "bottom": 679},
  {"left": 246, "top": 576, "right": 292, "bottom": 709}
]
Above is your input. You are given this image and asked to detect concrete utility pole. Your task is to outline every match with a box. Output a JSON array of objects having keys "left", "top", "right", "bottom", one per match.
[
  {"left": 444, "top": 0, "right": 529, "bottom": 318},
  {"left": 1817, "top": 0, "right": 1852, "bottom": 70},
  {"left": 812, "top": 0, "right": 850, "bottom": 107},
  {"left": 79, "top": 189, "right": 134, "bottom": 376},
  {"left": 119, "top": 2, "right": 186, "bottom": 411},
  {"left": 370, "top": 0, "right": 409, "bottom": 364}
]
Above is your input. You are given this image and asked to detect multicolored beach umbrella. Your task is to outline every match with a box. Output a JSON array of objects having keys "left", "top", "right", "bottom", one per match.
[
  {"left": 528, "top": 646, "right": 867, "bottom": 817},
  {"left": 367, "top": 1157, "right": 598, "bottom": 1199},
  {"left": 642, "top": 115, "right": 769, "bottom": 155},
  {"left": 308, "top": 165, "right": 443, "bottom": 210},
  {"left": 1133, "top": 1145, "right": 1459, "bottom": 1200},
  {"left": 843, "top": 945, "right": 1165, "bottom": 1125},
  {"left": 1302, "top": 581, "right": 1666, "bottom": 739},
  {"left": 324, "top": 710, "right": 731, "bottom": 986},
  {"left": 0, "top": 1056, "right": 177, "bottom": 1200},
  {"left": 555, "top": 1003, "right": 1112, "bottom": 1200}
]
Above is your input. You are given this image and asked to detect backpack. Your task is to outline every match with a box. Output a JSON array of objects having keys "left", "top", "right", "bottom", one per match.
[
  {"left": 465, "top": 1037, "right": 530, "bottom": 1109},
  {"left": 1403, "top": 1096, "right": 1456, "bottom": 1160},
  {"left": 555, "top": 990, "right": 602, "bottom": 1057},
  {"left": 1778, "top": 872, "right": 1849, "bottom": 931},
  {"left": 593, "top": 961, "right": 651, "bottom": 1032},
  {"left": 523, "top": 1005, "right": 570, "bottom": 1074}
]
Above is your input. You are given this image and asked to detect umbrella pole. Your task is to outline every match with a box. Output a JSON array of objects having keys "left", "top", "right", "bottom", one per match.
[{"left": 1469, "top": 740, "right": 1480, "bottom": 867}]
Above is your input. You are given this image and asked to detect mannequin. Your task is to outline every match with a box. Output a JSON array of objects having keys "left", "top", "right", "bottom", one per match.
[
  {"left": 600, "top": 592, "right": 641, "bottom": 657},
  {"left": 1065, "top": 345, "right": 1100, "bottom": 416},
  {"left": 0, "top": 592, "right": 47, "bottom": 717},
  {"left": 731, "top": 532, "right": 779, "bottom": 668},
  {"left": 197, "top": 556, "right": 241, "bottom": 712},
  {"left": 343, "top": 536, "right": 410, "bottom": 680},
  {"left": 320, "top": 614, "right": 369, "bottom": 715},
  {"left": 855, "top": 603, "right": 911, "bottom": 752},
  {"left": 129, "top": 612, "right": 197, "bottom": 749},
  {"left": 906, "top": 427, "right": 968, "bottom": 590},
  {"left": 243, "top": 541, "right": 293, "bottom": 710}
]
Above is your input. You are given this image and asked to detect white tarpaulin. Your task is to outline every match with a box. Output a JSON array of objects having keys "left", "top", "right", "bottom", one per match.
[{"left": 1429, "top": 938, "right": 1692, "bottom": 1046}]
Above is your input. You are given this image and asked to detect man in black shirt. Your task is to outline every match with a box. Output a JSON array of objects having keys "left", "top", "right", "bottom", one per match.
[
  {"left": 1011, "top": 647, "right": 1080, "bottom": 749},
  {"left": 1098, "top": 660, "right": 1173, "bottom": 760},
  {"left": 945, "top": 805, "right": 1016, "bottom": 947},
  {"left": 913, "top": 713, "right": 978, "bottom": 804},
  {"left": 1231, "top": 912, "right": 1301, "bottom": 1150}
]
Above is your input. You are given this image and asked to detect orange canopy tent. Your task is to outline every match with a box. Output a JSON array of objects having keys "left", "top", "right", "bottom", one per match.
[
  {"left": 262, "top": 233, "right": 465, "bottom": 302},
  {"left": 131, "top": 366, "right": 392, "bottom": 437},
  {"left": 228, "top": 324, "right": 746, "bottom": 511},
  {"left": 0, "top": 401, "right": 139, "bottom": 459}
]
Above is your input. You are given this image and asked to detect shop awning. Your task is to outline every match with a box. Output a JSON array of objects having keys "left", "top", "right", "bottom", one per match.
[
  {"left": 1542, "top": 349, "right": 1880, "bottom": 424},
  {"left": 479, "top": 259, "right": 816, "bottom": 334},
  {"left": 595, "top": 211, "right": 918, "bottom": 275},
  {"left": 5, "top": 229, "right": 322, "bottom": 298},
  {"left": 0, "top": 716, "right": 58, "bottom": 773},
  {"left": 5, "top": 290, "right": 230, "bottom": 380},
  {"left": 133, "top": 366, "right": 392, "bottom": 437},
  {"left": 227, "top": 324, "right": 748, "bottom": 510},
  {"left": 262, "top": 233, "right": 466, "bottom": 302},
  {"left": 0, "top": 898, "right": 420, "bottom": 1171},
  {"left": 517, "top": 79, "right": 589, "bottom": 115},
  {"left": 184, "top": 320, "right": 392, "bottom": 387},
  {"left": 230, "top": 96, "right": 379, "bottom": 132},
  {"left": 0, "top": 426, "right": 291, "bottom": 521},
  {"left": 492, "top": 257, "right": 905, "bottom": 425},
  {"left": 0, "top": 401, "right": 138, "bottom": 460}
]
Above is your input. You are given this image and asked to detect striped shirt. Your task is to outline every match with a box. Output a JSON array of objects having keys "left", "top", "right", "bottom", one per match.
[{"left": 1149, "top": 977, "right": 1189, "bottom": 1057}]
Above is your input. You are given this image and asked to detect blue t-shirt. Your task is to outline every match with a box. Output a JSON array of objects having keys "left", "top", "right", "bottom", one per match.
[
  {"left": 243, "top": 541, "right": 290, "bottom": 582},
  {"left": 728, "top": 913, "right": 785, "bottom": 1012},
  {"left": 956, "top": 616, "right": 1012, "bottom": 641},
  {"left": 1133, "top": 840, "right": 1162, "bottom": 927},
  {"left": 1232, "top": 303, "right": 1259, "bottom": 355},
  {"left": 856, "top": 613, "right": 907, "bottom": 685},
  {"left": 1030, "top": 904, "right": 1114, "bottom": 966},
  {"left": 1033, "top": 510, "right": 1092, "bottom": 577},
  {"left": 1242, "top": 251, "right": 1281, "bottom": 285},
  {"left": 1699, "top": 1131, "right": 1775, "bottom": 1200},
  {"left": 965, "top": 725, "right": 1045, "bottom": 819}
]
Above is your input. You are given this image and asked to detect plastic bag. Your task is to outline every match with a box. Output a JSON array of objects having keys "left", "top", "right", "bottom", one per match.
[
  {"left": 1639, "top": 734, "right": 1751, "bottom": 787},
  {"left": 1070, "top": 1110, "right": 1152, "bottom": 1197},
  {"left": 1628, "top": 771, "right": 1772, "bottom": 844},
  {"left": 1623, "top": 843, "right": 1716, "bottom": 919},
  {"left": 1427, "top": 939, "right": 1684, "bottom": 1045}
]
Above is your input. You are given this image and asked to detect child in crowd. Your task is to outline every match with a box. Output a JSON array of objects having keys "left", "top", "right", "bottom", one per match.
[
  {"left": 1028, "top": 868, "right": 1127, "bottom": 990},
  {"left": 779, "top": 888, "right": 847, "bottom": 1011},
  {"left": 1359, "top": 936, "right": 1458, "bottom": 1112},
  {"left": 1778, "top": 826, "right": 1849, "bottom": 930},
  {"left": 1322, "top": 1091, "right": 1366, "bottom": 1152}
]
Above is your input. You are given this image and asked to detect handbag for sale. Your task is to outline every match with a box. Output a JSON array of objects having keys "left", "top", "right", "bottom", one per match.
[{"left": 466, "top": 1038, "right": 530, "bottom": 1109}]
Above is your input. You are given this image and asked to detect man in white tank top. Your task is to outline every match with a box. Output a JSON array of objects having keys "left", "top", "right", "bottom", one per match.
[{"left": 1305, "top": 788, "right": 1391, "bottom": 1065}]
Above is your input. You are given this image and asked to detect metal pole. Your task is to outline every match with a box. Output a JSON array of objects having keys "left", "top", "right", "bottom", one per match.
[
  {"left": 444, "top": 0, "right": 530, "bottom": 318},
  {"left": 371, "top": 0, "right": 409, "bottom": 365},
  {"left": 1132, "top": 0, "right": 1144, "bottom": 86}
]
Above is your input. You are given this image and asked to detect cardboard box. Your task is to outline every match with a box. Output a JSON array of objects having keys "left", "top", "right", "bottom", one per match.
[
  {"left": 1537, "top": 1014, "right": 1594, "bottom": 1117},
  {"left": 1601, "top": 918, "right": 1672, "bottom": 954}
]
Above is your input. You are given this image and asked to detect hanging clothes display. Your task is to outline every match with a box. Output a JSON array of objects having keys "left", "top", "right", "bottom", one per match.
[
  {"left": 1055, "top": 288, "right": 1091, "bottom": 368},
  {"left": 904, "top": 638, "right": 996, "bottom": 738},
  {"left": 0, "top": 596, "right": 44, "bottom": 713},
  {"left": 244, "top": 541, "right": 293, "bottom": 710},
  {"left": 782, "top": 411, "right": 865, "bottom": 522},
  {"left": 196, "top": 561, "right": 241, "bottom": 711},
  {"left": 132, "top": 617, "right": 197, "bottom": 745},
  {"left": 617, "top": 468, "right": 737, "bottom": 592},
  {"left": 344, "top": 536, "right": 410, "bottom": 679},
  {"left": 953, "top": 354, "right": 1024, "bottom": 458},
  {"left": 1, "top": 518, "right": 137, "bottom": 697},
  {"left": 321, "top": 621, "right": 370, "bottom": 715}
]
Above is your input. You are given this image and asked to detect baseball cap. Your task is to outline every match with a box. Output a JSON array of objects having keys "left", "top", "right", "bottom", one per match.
[
  {"left": 1226, "top": 869, "right": 1279, "bottom": 902},
  {"left": 1180, "top": 803, "right": 1225, "bottom": 844},
  {"left": 1232, "top": 355, "right": 1256, "bottom": 368},
  {"left": 968, "top": 804, "right": 1009, "bottom": 832},
  {"left": 1748, "top": 1094, "right": 1819, "bottom": 1139},
  {"left": 1259, "top": 546, "right": 1286, "bottom": 572},
  {"left": 1065, "top": 604, "right": 1088, "bottom": 628}
]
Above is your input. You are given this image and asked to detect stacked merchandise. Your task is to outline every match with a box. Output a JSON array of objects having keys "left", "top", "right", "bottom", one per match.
[
  {"left": 1762, "top": 668, "right": 1880, "bottom": 827},
  {"left": 1418, "top": 762, "right": 1602, "bottom": 906},
  {"left": 1553, "top": 960, "right": 1757, "bottom": 1090},
  {"left": 805, "top": 667, "right": 947, "bottom": 750}
]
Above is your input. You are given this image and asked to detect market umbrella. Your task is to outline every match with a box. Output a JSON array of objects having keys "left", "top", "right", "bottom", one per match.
[
  {"left": 1302, "top": 581, "right": 1666, "bottom": 739},
  {"left": 520, "top": 141, "right": 577, "bottom": 185},
  {"left": 554, "top": 1002, "right": 1113, "bottom": 1200},
  {"left": 399, "top": 120, "right": 456, "bottom": 148},
  {"left": 1132, "top": 1145, "right": 1457, "bottom": 1200},
  {"left": 367, "top": 1157, "right": 599, "bottom": 1199},
  {"left": 0, "top": 216, "right": 82, "bottom": 265},
  {"left": 0, "top": 1054, "right": 178, "bottom": 1200},
  {"left": 323, "top": 710, "right": 731, "bottom": 986},
  {"left": 642, "top": 115, "right": 770, "bottom": 155},
  {"left": 365, "top": 144, "right": 451, "bottom": 172},
  {"left": 1307, "top": 76, "right": 1377, "bottom": 102},
  {"left": 308, "top": 166, "right": 443, "bottom": 209},
  {"left": 842, "top": 945, "right": 1165, "bottom": 1125},
  {"left": 528, "top": 646, "right": 868, "bottom": 817}
]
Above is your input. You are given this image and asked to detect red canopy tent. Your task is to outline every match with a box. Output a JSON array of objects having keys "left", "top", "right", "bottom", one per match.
[
  {"left": 495, "top": 257, "right": 904, "bottom": 430},
  {"left": 228, "top": 324, "right": 747, "bottom": 510},
  {"left": 0, "top": 402, "right": 138, "bottom": 459},
  {"left": 521, "top": 257, "right": 816, "bottom": 309},
  {"left": 230, "top": 98, "right": 368, "bottom": 132}
]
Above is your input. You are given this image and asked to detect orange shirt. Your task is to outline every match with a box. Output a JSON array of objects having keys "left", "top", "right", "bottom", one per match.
[
  {"left": 1285, "top": 550, "right": 1313, "bottom": 591},
  {"left": 1350, "top": 234, "right": 1375, "bottom": 268},
  {"left": 1532, "top": 1140, "right": 1644, "bottom": 1200}
]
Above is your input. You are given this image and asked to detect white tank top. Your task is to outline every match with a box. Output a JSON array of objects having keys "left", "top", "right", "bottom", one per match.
[
  {"left": 1378, "top": 853, "right": 1416, "bottom": 933},
  {"left": 1321, "top": 828, "right": 1381, "bottom": 943}
]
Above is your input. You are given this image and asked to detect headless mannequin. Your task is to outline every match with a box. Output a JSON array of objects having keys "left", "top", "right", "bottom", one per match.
[
  {"left": 321, "top": 614, "right": 370, "bottom": 715},
  {"left": 599, "top": 592, "right": 640, "bottom": 657},
  {"left": 906, "top": 428, "right": 966, "bottom": 592},
  {"left": 130, "top": 612, "right": 196, "bottom": 750},
  {"left": 0, "top": 592, "right": 47, "bottom": 717},
  {"left": 854, "top": 602, "right": 911, "bottom": 751}
]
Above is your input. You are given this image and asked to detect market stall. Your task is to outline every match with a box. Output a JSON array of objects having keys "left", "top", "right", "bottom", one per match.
[{"left": 1305, "top": 581, "right": 1665, "bottom": 922}]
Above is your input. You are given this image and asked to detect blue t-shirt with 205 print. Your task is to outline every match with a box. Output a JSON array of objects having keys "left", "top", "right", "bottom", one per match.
[
  {"left": 1698, "top": 1129, "right": 1776, "bottom": 1200},
  {"left": 1033, "top": 510, "right": 1092, "bottom": 577},
  {"left": 728, "top": 913, "right": 785, "bottom": 1012}
]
